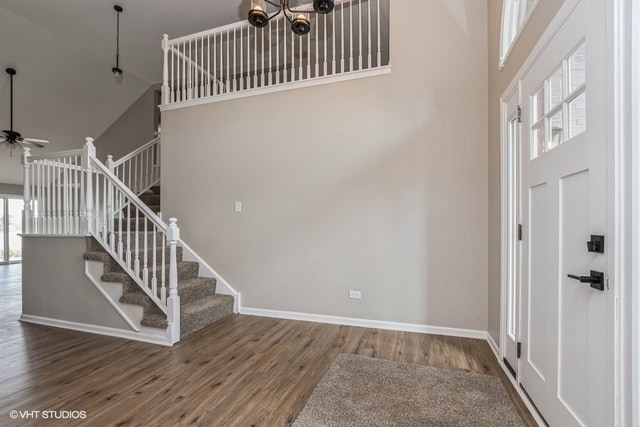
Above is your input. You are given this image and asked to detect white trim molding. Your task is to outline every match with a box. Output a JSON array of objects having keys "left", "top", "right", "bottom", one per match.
[
  {"left": 160, "top": 66, "right": 391, "bottom": 112},
  {"left": 239, "top": 307, "right": 487, "bottom": 340},
  {"left": 19, "top": 315, "right": 173, "bottom": 346}
]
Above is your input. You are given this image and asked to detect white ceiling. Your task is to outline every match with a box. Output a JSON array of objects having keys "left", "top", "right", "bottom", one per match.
[{"left": 0, "top": 0, "right": 261, "bottom": 183}]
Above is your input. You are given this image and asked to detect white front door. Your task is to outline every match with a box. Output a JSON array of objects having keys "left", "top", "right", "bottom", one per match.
[{"left": 518, "top": 0, "right": 613, "bottom": 425}]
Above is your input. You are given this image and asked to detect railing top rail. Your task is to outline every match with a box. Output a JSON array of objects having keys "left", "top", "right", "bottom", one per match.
[
  {"left": 166, "top": 0, "right": 356, "bottom": 44},
  {"left": 112, "top": 136, "right": 160, "bottom": 168},
  {"left": 89, "top": 156, "right": 168, "bottom": 232},
  {"left": 25, "top": 148, "right": 84, "bottom": 162}
]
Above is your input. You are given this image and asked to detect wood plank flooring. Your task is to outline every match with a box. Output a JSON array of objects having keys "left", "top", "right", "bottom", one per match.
[{"left": 0, "top": 264, "right": 535, "bottom": 426}]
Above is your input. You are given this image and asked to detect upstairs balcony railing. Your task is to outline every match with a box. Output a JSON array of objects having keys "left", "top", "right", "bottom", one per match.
[{"left": 161, "top": 0, "right": 390, "bottom": 107}]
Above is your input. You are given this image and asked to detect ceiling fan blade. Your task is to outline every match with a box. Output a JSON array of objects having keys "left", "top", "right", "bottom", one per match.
[
  {"left": 0, "top": 136, "right": 6, "bottom": 143},
  {"left": 22, "top": 137, "right": 50, "bottom": 147},
  {"left": 23, "top": 137, "right": 50, "bottom": 144}
]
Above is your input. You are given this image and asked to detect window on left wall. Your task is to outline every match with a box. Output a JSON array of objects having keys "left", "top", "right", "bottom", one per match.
[{"left": 0, "top": 196, "right": 23, "bottom": 264}]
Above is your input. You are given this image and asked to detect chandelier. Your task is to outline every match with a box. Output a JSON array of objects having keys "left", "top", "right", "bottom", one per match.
[{"left": 248, "top": 0, "right": 335, "bottom": 36}]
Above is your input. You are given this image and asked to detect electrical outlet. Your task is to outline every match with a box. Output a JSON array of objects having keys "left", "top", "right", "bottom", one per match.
[
  {"left": 349, "top": 290, "right": 362, "bottom": 300},
  {"left": 234, "top": 201, "right": 242, "bottom": 213}
]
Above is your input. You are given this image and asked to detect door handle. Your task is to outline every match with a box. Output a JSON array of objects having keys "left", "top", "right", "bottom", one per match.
[{"left": 567, "top": 270, "right": 605, "bottom": 291}]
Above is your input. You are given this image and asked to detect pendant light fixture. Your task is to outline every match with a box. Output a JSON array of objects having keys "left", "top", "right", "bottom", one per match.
[
  {"left": 112, "top": 5, "right": 124, "bottom": 84},
  {"left": 248, "top": 0, "right": 335, "bottom": 36}
]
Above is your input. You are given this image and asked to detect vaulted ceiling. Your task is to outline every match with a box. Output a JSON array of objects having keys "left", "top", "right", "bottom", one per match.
[{"left": 0, "top": 0, "right": 259, "bottom": 183}]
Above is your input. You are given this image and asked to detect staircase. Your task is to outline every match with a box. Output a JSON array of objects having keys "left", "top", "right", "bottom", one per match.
[
  {"left": 82, "top": 185, "right": 234, "bottom": 338},
  {"left": 21, "top": 137, "right": 237, "bottom": 345}
]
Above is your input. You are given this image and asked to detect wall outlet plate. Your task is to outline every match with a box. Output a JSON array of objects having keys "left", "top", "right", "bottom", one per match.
[{"left": 349, "top": 290, "right": 362, "bottom": 299}]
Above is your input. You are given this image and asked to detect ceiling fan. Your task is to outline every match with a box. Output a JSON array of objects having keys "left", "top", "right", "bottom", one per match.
[{"left": 1, "top": 67, "right": 50, "bottom": 155}]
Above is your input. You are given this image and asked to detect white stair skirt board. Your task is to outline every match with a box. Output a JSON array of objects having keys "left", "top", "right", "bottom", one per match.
[
  {"left": 239, "top": 307, "right": 487, "bottom": 340},
  {"left": 19, "top": 315, "right": 173, "bottom": 346}
]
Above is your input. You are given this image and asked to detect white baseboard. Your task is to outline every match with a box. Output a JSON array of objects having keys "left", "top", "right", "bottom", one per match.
[
  {"left": 19, "top": 314, "right": 171, "bottom": 346},
  {"left": 239, "top": 307, "right": 488, "bottom": 340},
  {"left": 487, "top": 332, "right": 500, "bottom": 359}
]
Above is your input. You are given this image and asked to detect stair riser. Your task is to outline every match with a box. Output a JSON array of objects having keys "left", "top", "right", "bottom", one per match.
[
  {"left": 181, "top": 296, "right": 234, "bottom": 336},
  {"left": 179, "top": 283, "right": 217, "bottom": 304},
  {"left": 139, "top": 194, "right": 160, "bottom": 205}
]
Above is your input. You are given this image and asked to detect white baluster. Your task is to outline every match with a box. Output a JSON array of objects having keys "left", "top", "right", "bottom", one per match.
[
  {"left": 350, "top": 0, "right": 355, "bottom": 72},
  {"left": 316, "top": 17, "right": 320, "bottom": 77},
  {"left": 358, "top": 0, "right": 363, "bottom": 70},
  {"left": 377, "top": 0, "right": 381, "bottom": 66},
  {"left": 240, "top": 28, "right": 244, "bottom": 91},
  {"left": 143, "top": 217, "right": 149, "bottom": 286},
  {"left": 261, "top": 26, "right": 265, "bottom": 86},
  {"left": 269, "top": 20, "right": 273, "bottom": 85},
  {"left": 22, "top": 148, "right": 32, "bottom": 234},
  {"left": 134, "top": 207, "right": 140, "bottom": 276},
  {"left": 213, "top": 34, "right": 218, "bottom": 95},
  {"left": 277, "top": 19, "right": 281, "bottom": 84},
  {"left": 368, "top": 0, "right": 372, "bottom": 69},
  {"left": 332, "top": 8, "right": 336, "bottom": 74},
  {"left": 341, "top": 2, "right": 345, "bottom": 73},
  {"left": 324, "top": 14, "right": 328, "bottom": 75},
  {"left": 233, "top": 28, "right": 237, "bottom": 92},
  {"left": 152, "top": 224, "right": 157, "bottom": 295}
]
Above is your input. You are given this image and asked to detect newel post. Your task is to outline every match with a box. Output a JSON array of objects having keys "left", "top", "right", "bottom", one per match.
[
  {"left": 167, "top": 217, "right": 181, "bottom": 343},
  {"left": 83, "top": 137, "right": 96, "bottom": 235},
  {"left": 162, "top": 34, "right": 170, "bottom": 105},
  {"left": 22, "top": 147, "right": 32, "bottom": 234}
]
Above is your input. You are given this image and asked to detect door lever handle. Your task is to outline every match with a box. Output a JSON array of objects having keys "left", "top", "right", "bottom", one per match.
[
  {"left": 567, "top": 270, "right": 605, "bottom": 291},
  {"left": 567, "top": 274, "right": 599, "bottom": 283}
]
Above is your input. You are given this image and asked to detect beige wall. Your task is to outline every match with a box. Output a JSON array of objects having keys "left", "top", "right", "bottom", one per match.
[
  {"left": 163, "top": 0, "right": 488, "bottom": 331},
  {"left": 22, "top": 236, "right": 130, "bottom": 330},
  {"left": 487, "top": 0, "right": 564, "bottom": 343},
  {"left": 94, "top": 83, "right": 160, "bottom": 161}
]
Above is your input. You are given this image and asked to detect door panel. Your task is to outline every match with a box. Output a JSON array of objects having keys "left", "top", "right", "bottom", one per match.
[
  {"left": 527, "top": 182, "right": 547, "bottom": 380},
  {"left": 558, "top": 169, "right": 590, "bottom": 424},
  {"left": 517, "top": 0, "right": 612, "bottom": 425}
]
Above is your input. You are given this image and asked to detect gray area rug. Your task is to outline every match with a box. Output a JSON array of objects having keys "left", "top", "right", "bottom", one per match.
[{"left": 293, "top": 354, "right": 524, "bottom": 427}]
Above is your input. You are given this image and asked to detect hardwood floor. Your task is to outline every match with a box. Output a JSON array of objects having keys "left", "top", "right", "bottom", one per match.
[{"left": 0, "top": 264, "right": 535, "bottom": 426}]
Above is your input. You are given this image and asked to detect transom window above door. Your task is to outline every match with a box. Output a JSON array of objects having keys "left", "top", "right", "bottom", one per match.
[
  {"left": 500, "top": 0, "right": 538, "bottom": 67},
  {"left": 530, "top": 42, "right": 586, "bottom": 159}
]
